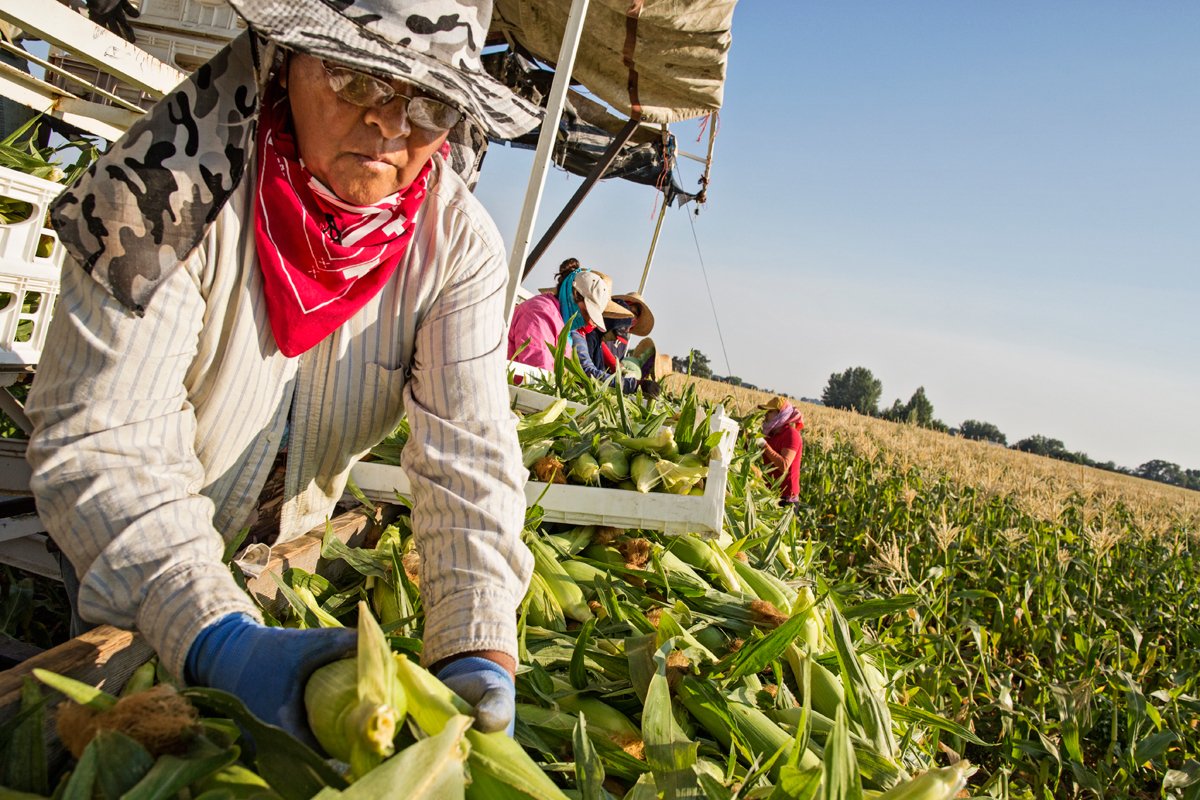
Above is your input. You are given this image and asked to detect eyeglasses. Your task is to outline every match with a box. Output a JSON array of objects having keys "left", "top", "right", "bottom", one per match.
[{"left": 320, "top": 61, "right": 463, "bottom": 133}]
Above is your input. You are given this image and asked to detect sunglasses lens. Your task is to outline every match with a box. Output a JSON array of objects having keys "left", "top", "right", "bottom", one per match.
[
  {"left": 325, "top": 65, "right": 394, "bottom": 107},
  {"left": 322, "top": 61, "right": 463, "bottom": 131},
  {"left": 407, "top": 98, "right": 463, "bottom": 132}
]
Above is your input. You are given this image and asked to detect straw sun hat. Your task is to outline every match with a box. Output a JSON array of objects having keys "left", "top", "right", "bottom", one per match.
[{"left": 611, "top": 291, "right": 655, "bottom": 337}]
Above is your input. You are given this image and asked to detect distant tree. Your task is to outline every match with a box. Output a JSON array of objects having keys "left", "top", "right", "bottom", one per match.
[
  {"left": 1136, "top": 460, "right": 1185, "bottom": 487},
  {"left": 960, "top": 419, "right": 1007, "bottom": 445},
  {"left": 879, "top": 399, "right": 906, "bottom": 422},
  {"left": 879, "top": 386, "right": 939, "bottom": 429},
  {"left": 1187, "top": 469, "right": 1200, "bottom": 491},
  {"left": 821, "top": 367, "right": 882, "bottom": 415},
  {"left": 672, "top": 349, "right": 713, "bottom": 379},
  {"left": 1012, "top": 435, "right": 1069, "bottom": 459}
]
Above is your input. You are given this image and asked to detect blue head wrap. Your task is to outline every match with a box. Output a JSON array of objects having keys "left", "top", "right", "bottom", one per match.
[{"left": 557, "top": 268, "right": 588, "bottom": 332}]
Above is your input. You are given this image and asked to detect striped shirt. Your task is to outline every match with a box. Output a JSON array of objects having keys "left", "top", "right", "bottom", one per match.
[{"left": 25, "top": 159, "right": 532, "bottom": 679}]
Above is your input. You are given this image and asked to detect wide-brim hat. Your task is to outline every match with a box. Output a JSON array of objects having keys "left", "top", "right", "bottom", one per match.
[
  {"left": 757, "top": 396, "right": 790, "bottom": 412},
  {"left": 226, "top": 0, "right": 541, "bottom": 140},
  {"left": 572, "top": 270, "right": 633, "bottom": 332},
  {"left": 611, "top": 291, "right": 655, "bottom": 336}
]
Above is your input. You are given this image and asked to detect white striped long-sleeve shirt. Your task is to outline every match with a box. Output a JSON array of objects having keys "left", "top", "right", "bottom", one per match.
[{"left": 25, "top": 159, "right": 532, "bottom": 679}]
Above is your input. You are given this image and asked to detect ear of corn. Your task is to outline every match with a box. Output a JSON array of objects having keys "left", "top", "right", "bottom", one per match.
[
  {"left": 304, "top": 603, "right": 406, "bottom": 780},
  {"left": 730, "top": 556, "right": 797, "bottom": 611},
  {"left": 568, "top": 453, "right": 602, "bottom": 485},
  {"left": 595, "top": 440, "right": 630, "bottom": 481},
  {"left": 526, "top": 533, "right": 594, "bottom": 623},
  {"left": 630, "top": 454, "right": 661, "bottom": 493},
  {"left": 523, "top": 570, "right": 567, "bottom": 632},
  {"left": 392, "top": 655, "right": 570, "bottom": 799},
  {"left": 874, "top": 760, "right": 975, "bottom": 800}
]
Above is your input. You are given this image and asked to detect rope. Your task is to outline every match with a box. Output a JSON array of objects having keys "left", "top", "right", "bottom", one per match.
[{"left": 686, "top": 208, "right": 733, "bottom": 377}]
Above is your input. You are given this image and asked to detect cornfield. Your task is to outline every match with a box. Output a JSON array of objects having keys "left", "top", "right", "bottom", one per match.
[{"left": 673, "top": 374, "right": 1200, "bottom": 798}]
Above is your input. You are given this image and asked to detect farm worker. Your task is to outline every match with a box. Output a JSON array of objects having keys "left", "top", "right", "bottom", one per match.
[
  {"left": 756, "top": 396, "right": 805, "bottom": 506},
  {"left": 507, "top": 256, "right": 633, "bottom": 372},
  {"left": 25, "top": 0, "right": 541, "bottom": 742},
  {"left": 577, "top": 292, "right": 662, "bottom": 396}
]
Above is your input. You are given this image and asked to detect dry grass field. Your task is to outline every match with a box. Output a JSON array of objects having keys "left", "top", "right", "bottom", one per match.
[{"left": 667, "top": 373, "right": 1200, "bottom": 538}]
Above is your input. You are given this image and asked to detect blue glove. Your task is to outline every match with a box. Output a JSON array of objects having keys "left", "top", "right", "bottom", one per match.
[
  {"left": 436, "top": 656, "right": 516, "bottom": 736},
  {"left": 185, "top": 613, "right": 356, "bottom": 745}
]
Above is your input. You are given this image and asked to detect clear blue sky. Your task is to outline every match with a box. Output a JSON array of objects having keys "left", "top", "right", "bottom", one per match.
[{"left": 474, "top": 2, "right": 1200, "bottom": 471}]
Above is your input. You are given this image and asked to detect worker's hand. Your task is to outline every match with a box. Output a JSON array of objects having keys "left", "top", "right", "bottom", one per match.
[
  {"left": 84, "top": 0, "right": 139, "bottom": 42},
  {"left": 185, "top": 613, "right": 356, "bottom": 746},
  {"left": 754, "top": 437, "right": 767, "bottom": 449},
  {"left": 436, "top": 656, "right": 516, "bottom": 736},
  {"left": 639, "top": 378, "right": 662, "bottom": 399}
]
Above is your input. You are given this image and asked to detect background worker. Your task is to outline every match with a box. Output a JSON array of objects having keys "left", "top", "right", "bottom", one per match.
[
  {"left": 756, "top": 397, "right": 805, "bottom": 506},
  {"left": 26, "top": 0, "right": 540, "bottom": 742},
  {"left": 507, "top": 257, "right": 632, "bottom": 371},
  {"left": 575, "top": 291, "right": 661, "bottom": 396}
]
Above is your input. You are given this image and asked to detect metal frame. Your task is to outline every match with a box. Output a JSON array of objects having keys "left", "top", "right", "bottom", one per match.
[
  {"left": 520, "top": 114, "right": 641, "bottom": 280},
  {"left": 503, "top": 0, "right": 591, "bottom": 317}
]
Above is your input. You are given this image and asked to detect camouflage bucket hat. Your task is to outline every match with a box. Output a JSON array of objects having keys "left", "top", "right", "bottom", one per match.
[{"left": 226, "top": 0, "right": 541, "bottom": 139}]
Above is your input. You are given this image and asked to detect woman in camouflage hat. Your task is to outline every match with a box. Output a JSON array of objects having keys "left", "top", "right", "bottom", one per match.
[{"left": 27, "top": 0, "right": 539, "bottom": 742}]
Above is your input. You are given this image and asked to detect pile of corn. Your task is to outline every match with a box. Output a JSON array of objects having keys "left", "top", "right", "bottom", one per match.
[
  {"left": 2, "top": 384, "right": 979, "bottom": 798},
  {"left": 371, "top": 386, "right": 723, "bottom": 496}
]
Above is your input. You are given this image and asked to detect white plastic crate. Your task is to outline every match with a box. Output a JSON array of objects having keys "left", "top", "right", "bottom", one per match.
[
  {"left": 131, "top": 0, "right": 246, "bottom": 43},
  {"left": 48, "top": 28, "right": 223, "bottom": 110},
  {"left": 0, "top": 167, "right": 66, "bottom": 369},
  {"left": 352, "top": 399, "right": 740, "bottom": 538},
  {"left": 0, "top": 167, "right": 65, "bottom": 267}
]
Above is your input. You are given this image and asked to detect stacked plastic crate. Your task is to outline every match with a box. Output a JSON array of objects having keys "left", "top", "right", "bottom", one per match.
[
  {"left": 47, "top": 0, "right": 244, "bottom": 111},
  {"left": 0, "top": 167, "right": 65, "bottom": 371}
]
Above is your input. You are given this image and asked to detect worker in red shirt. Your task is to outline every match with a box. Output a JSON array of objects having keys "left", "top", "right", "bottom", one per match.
[{"left": 756, "top": 396, "right": 804, "bottom": 506}]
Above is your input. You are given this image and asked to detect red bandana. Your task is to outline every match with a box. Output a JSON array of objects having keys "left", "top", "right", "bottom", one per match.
[{"left": 253, "top": 97, "right": 439, "bottom": 357}]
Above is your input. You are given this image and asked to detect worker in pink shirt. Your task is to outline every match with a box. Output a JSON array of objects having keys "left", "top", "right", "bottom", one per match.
[
  {"left": 756, "top": 396, "right": 805, "bottom": 506},
  {"left": 507, "top": 258, "right": 632, "bottom": 371}
]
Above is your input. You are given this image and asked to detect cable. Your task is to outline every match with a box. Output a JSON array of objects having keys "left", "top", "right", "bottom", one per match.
[{"left": 686, "top": 207, "right": 733, "bottom": 377}]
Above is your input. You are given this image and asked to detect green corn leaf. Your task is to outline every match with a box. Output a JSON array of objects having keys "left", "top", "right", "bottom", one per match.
[
  {"left": 342, "top": 476, "right": 379, "bottom": 517},
  {"left": 313, "top": 715, "right": 471, "bottom": 800},
  {"left": 60, "top": 734, "right": 100, "bottom": 800},
  {"left": 675, "top": 395, "right": 698, "bottom": 454},
  {"left": 772, "top": 766, "right": 822, "bottom": 800},
  {"left": 625, "top": 633, "right": 657, "bottom": 704},
  {"left": 182, "top": 688, "right": 348, "bottom": 800},
  {"left": 830, "top": 606, "right": 896, "bottom": 760},
  {"left": 93, "top": 730, "right": 156, "bottom": 800},
  {"left": 123, "top": 737, "right": 239, "bottom": 800},
  {"left": 190, "top": 763, "right": 280, "bottom": 798},
  {"left": 642, "top": 640, "right": 701, "bottom": 798},
  {"left": 321, "top": 523, "right": 392, "bottom": 579},
  {"left": 721, "top": 611, "right": 813, "bottom": 683},
  {"left": 0, "top": 679, "right": 47, "bottom": 795},
  {"left": 569, "top": 618, "right": 598, "bottom": 690},
  {"left": 222, "top": 527, "right": 251, "bottom": 565},
  {"left": 841, "top": 595, "right": 921, "bottom": 621},
  {"left": 32, "top": 669, "right": 117, "bottom": 711},
  {"left": 553, "top": 316, "right": 573, "bottom": 394},
  {"left": 270, "top": 571, "right": 343, "bottom": 628},
  {"left": 573, "top": 713, "right": 607, "bottom": 800},
  {"left": 887, "top": 703, "right": 989, "bottom": 747},
  {"left": 822, "top": 706, "right": 862, "bottom": 800},
  {"left": 624, "top": 774, "right": 658, "bottom": 800},
  {"left": 120, "top": 660, "right": 159, "bottom": 698}
]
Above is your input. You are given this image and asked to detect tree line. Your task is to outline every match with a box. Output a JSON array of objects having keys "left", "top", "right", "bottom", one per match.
[
  {"left": 818, "top": 366, "right": 1199, "bottom": 492},
  {"left": 670, "top": 352, "right": 1199, "bottom": 492}
]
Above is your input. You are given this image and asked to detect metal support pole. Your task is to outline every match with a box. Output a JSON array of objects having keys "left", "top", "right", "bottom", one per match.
[
  {"left": 521, "top": 114, "right": 641, "bottom": 280},
  {"left": 698, "top": 111, "right": 718, "bottom": 203},
  {"left": 504, "top": 0, "right": 591, "bottom": 318},
  {"left": 637, "top": 197, "right": 668, "bottom": 295}
]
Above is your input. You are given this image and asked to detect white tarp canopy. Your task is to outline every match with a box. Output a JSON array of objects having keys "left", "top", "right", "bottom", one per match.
[{"left": 490, "top": 0, "right": 736, "bottom": 124}]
